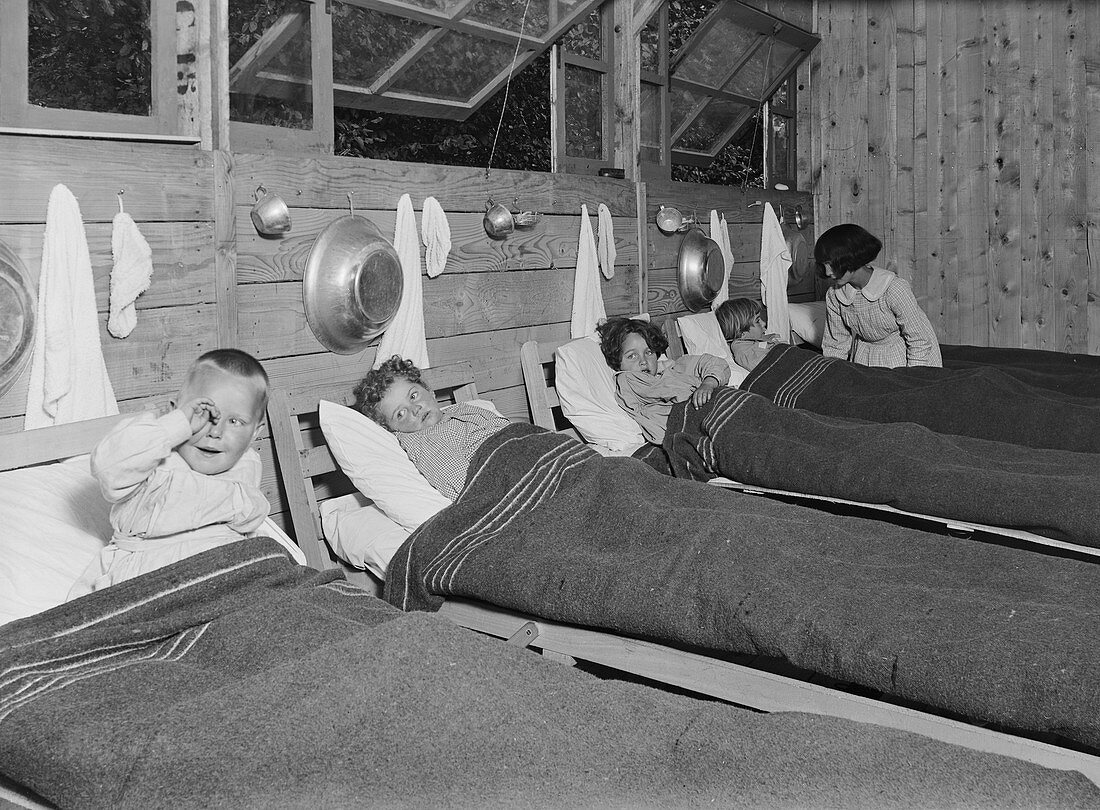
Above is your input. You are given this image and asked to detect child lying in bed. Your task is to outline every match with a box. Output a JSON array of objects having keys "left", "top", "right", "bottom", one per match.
[
  {"left": 69, "top": 349, "right": 271, "bottom": 597},
  {"left": 714, "top": 298, "right": 785, "bottom": 371},
  {"left": 596, "top": 317, "right": 730, "bottom": 445},
  {"left": 354, "top": 355, "right": 512, "bottom": 499}
]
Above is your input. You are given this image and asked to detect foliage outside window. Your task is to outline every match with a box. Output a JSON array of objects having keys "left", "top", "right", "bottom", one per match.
[
  {"left": 553, "top": 5, "right": 613, "bottom": 173},
  {"left": 229, "top": 0, "right": 314, "bottom": 130}
]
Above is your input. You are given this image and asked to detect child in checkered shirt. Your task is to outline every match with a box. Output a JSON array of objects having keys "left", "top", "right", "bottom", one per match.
[{"left": 354, "top": 356, "right": 511, "bottom": 500}]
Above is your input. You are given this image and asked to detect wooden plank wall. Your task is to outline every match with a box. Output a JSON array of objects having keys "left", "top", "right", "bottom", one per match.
[
  {"left": 230, "top": 153, "right": 641, "bottom": 523},
  {"left": 0, "top": 135, "right": 217, "bottom": 435},
  {"left": 807, "top": 0, "right": 1099, "bottom": 353},
  {"left": 644, "top": 179, "right": 815, "bottom": 330}
]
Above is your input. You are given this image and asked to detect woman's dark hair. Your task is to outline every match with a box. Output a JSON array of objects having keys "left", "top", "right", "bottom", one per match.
[
  {"left": 714, "top": 298, "right": 767, "bottom": 341},
  {"left": 595, "top": 317, "right": 668, "bottom": 370},
  {"left": 353, "top": 355, "right": 424, "bottom": 429},
  {"left": 813, "top": 223, "right": 882, "bottom": 278}
]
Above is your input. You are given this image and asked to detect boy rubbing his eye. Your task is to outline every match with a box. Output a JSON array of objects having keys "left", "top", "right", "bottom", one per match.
[
  {"left": 69, "top": 349, "right": 271, "bottom": 598},
  {"left": 354, "top": 356, "right": 511, "bottom": 500}
]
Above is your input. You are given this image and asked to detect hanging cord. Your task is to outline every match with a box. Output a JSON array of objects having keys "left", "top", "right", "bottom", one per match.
[
  {"left": 486, "top": 0, "right": 535, "bottom": 181},
  {"left": 741, "top": 31, "right": 777, "bottom": 192}
]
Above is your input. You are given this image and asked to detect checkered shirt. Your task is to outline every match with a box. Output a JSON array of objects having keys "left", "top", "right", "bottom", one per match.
[{"left": 397, "top": 403, "right": 512, "bottom": 500}]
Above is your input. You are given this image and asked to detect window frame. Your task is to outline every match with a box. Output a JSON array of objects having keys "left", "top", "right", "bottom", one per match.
[
  {"left": 550, "top": 2, "right": 614, "bottom": 175},
  {"left": 0, "top": 0, "right": 182, "bottom": 137}
]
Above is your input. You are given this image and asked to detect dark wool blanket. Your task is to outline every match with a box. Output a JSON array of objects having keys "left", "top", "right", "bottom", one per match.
[
  {"left": 6, "top": 540, "right": 1095, "bottom": 808},
  {"left": 663, "top": 386, "right": 1100, "bottom": 547},
  {"left": 386, "top": 425, "right": 1100, "bottom": 753},
  {"left": 941, "top": 343, "right": 1100, "bottom": 398},
  {"left": 741, "top": 343, "right": 1100, "bottom": 451}
]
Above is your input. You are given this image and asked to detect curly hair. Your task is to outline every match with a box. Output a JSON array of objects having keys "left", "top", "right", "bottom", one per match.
[
  {"left": 813, "top": 223, "right": 882, "bottom": 278},
  {"left": 353, "top": 355, "right": 424, "bottom": 429},
  {"left": 714, "top": 298, "right": 767, "bottom": 341},
  {"left": 595, "top": 317, "right": 668, "bottom": 371}
]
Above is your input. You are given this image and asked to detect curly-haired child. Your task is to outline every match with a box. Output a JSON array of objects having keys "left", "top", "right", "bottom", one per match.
[
  {"left": 596, "top": 317, "right": 730, "bottom": 445},
  {"left": 354, "top": 355, "right": 511, "bottom": 499}
]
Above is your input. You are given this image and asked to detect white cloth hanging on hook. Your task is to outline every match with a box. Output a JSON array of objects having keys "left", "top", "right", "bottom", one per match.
[
  {"left": 596, "top": 203, "right": 616, "bottom": 279},
  {"left": 25, "top": 184, "right": 118, "bottom": 429},
  {"left": 374, "top": 193, "right": 430, "bottom": 369},
  {"left": 421, "top": 196, "right": 451, "bottom": 278},
  {"left": 708, "top": 210, "right": 734, "bottom": 310},
  {"left": 760, "top": 202, "right": 792, "bottom": 343},
  {"left": 571, "top": 204, "right": 606, "bottom": 339},
  {"left": 108, "top": 193, "right": 154, "bottom": 338}
]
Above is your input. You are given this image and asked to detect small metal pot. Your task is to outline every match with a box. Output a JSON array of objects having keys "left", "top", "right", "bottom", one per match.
[
  {"left": 677, "top": 226, "right": 726, "bottom": 312},
  {"left": 250, "top": 185, "right": 292, "bottom": 235},
  {"left": 483, "top": 199, "right": 515, "bottom": 240}
]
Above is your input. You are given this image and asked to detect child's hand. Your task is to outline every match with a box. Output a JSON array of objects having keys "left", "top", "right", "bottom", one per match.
[
  {"left": 692, "top": 379, "right": 719, "bottom": 408},
  {"left": 178, "top": 397, "right": 220, "bottom": 437}
]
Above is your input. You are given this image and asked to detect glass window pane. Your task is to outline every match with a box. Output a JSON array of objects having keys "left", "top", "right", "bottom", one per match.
[
  {"left": 640, "top": 81, "right": 662, "bottom": 150},
  {"left": 466, "top": 0, "right": 552, "bottom": 38},
  {"left": 230, "top": 0, "right": 313, "bottom": 129},
  {"left": 723, "top": 39, "right": 799, "bottom": 98},
  {"left": 560, "top": 8, "right": 601, "bottom": 60},
  {"left": 674, "top": 17, "right": 757, "bottom": 89},
  {"left": 770, "top": 112, "right": 790, "bottom": 182},
  {"left": 772, "top": 77, "right": 789, "bottom": 107},
  {"left": 640, "top": 14, "right": 660, "bottom": 73},
  {"left": 332, "top": 2, "right": 431, "bottom": 87},
  {"left": 387, "top": 30, "right": 515, "bottom": 102},
  {"left": 668, "top": 0, "right": 719, "bottom": 57},
  {"left": 564, "top": 64, "right": 602, "bottom": 159},
  {"left": 675, "top": 97, "right": 752, "bottom": 153},
  {"left": 28, "top": 0, "right": 151, "bottom": 116},
  {"left": 670, "top": 84, "right": 706, "bottom": 134}
]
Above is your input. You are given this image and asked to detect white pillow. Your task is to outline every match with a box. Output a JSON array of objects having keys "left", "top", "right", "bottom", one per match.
[
  {"left": 789, "top": 301, "right": 827, "bottom": 347},
  {"left": 0, "top": 455, "right": 110, "bottom": 626},
  {"left": 677, "top": 312, "right": 750, "bottom": 387},
  {"left": 318, "top": 398, "right": 504, "bottom": 531},
  {"left": 555, "top": 336, "right": 646, "bottom": 455},
  {"left": 320, "top": 492, "right": 409, "bottom": 581}
]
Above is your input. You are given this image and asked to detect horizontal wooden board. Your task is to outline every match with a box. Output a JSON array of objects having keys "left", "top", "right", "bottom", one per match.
[
  {"left": 232, "top": 152, "right": 638, "bottom": 216},
  {"left": 0, "top": 303, "right": 217, "bottom": 420},
  {"left": 235, "top": 208, "right": 639, "bottom": 281},
  {"left": 238, "top": 269, "right": 640, "bottom": 358},
  {"left": 0, "top": 222, "right": 216, "bottom": 310},
  {"left": 646, "top": 266, "right": 760, "bottom": 317},
  {"left": 648, "top": 222, "right": 767, "bottom": 270},
  {"left": 645, "top": 179, "right": 813, "bottom": 225},
  {"left": 0, "top": 135, "right": 214, "bottom": 223}
]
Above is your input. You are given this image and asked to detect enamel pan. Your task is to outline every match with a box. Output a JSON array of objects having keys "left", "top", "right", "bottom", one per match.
[
  {"left": 0, "top": 242, "right": 36, "bottom": 400},
  {"left": 303, "top": 215, "right": 403, "bottom": 354},
  {"left": 677, "top": 226, "right": 726, "bottom": 312}
]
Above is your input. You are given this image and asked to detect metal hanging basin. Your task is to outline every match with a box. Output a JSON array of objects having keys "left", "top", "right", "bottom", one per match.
[
  {"left": 303, "top": 215, "right": 403, "bottom": 355},
  {"left": 0, "top": 241, "right": 36, "bottom": 401},
  {"left": 677, "top": 226, "right": 726, "bottom": 312}
]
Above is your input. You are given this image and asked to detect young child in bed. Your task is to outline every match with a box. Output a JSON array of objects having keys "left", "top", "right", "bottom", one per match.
[
  {"left": 714, "top": 298, "right": 785, "bottom": 371},
  {"left": 354, "top": 355, "right": 512, "bottom": 500},
  {"left": 596, "top": 317, "right": 731, "bottom": 445},
  {"left": 69, "top": 349, "right": 271, "bottom": 598}
]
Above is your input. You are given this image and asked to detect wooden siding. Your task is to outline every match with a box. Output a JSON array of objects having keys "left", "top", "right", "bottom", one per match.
[{"left": 807, "top": 0, "right": 1099, "bottom": 352}]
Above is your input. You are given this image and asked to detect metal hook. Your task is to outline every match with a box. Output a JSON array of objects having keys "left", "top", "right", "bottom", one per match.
[
  {"left": 747, "top": 200, "right": 764, "bottom": 208},
  {"left": 347, "top": 191, "right": 355, "bottom": 216},
  {"left": 116, "top": 189, "right": 125, "bottom": 213}
]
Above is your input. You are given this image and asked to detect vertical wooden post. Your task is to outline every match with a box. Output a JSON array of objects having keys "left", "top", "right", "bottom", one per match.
[
  {"left": 637, "top": 180, "right": 648, "bottom": 314},
  {"left": 213, "top": 150, "right": 238, "bottom": 349},
  {"left": 612, "top": 0, "right": 640, "bottom": 181},
  {"left": 312, "top": 0, "right": 335, "bottom": 153},
  {"left": 206, "top": 0, "right": 231, "bottom": 151}
]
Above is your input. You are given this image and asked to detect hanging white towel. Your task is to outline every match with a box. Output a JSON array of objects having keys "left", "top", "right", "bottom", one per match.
[
  {"left": 421, "top": 196, "right": 451, "bottom": 279},
  {"left": 571, "top": 204, "right": 606, "bottom": 339},
  {"left": 760, "top": 203, "right": 792, "bottom": 343},
  {"left": 107, "top": 209, "right": 153, "bottom": 338},
  {"left": 25, "top": 184, "right": 118, "bottom": 429},
  {"left": 596, "top": 203, "right": 616, "bottom": 279},
  {"left": 374, "top": 194, "right": 429, "bottom": 369},
  {"left": 708, "top": 210, "right": 734, "bottom": 310}
]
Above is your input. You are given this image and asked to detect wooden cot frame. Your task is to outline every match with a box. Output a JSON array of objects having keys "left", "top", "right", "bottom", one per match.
[
  {"left": 259, "top": 359, "right": 1100, "bottom": 787},
  {"left": 651, "top": 319, "right": 1100, "bottom": 559}
]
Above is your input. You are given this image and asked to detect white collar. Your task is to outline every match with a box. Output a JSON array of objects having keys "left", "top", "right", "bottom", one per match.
[{"left": 834, "top": 266, "right": 894, "bottom": 304}]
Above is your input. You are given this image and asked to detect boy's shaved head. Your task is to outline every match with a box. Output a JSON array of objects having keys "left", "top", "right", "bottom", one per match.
[{"left": 182, "top": 349, "right": 269, "bottom": 419}]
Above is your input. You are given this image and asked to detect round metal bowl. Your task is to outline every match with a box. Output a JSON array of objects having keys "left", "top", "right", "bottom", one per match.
[
  {"left": 0, "top": 242, "right": 36, "bottom": 401},
  {"left": 677, "top": 226, "right": 726, "bottom": 312},
  {"left": 303, "top": 215, "right": 403, "bottom": 355}
]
